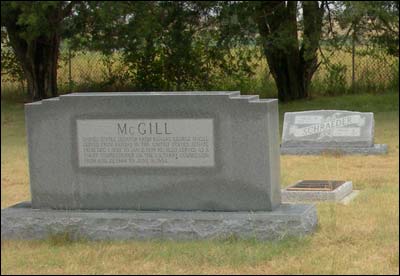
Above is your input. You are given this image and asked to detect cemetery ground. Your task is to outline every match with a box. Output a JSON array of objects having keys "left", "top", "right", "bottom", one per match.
[{"left": 1, "top": 90, "right": 399, "bottom": 274}]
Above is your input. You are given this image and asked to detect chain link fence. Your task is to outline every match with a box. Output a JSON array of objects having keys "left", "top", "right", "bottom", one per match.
[
  {"left": 58, "top": 40, "right": 400, "bottom": 96},
  {"left": 312, "top": 40, "right": 398, "bottom": 95},
  {"left": 1, "top": 39, "right": 398, "bottom": 96}
]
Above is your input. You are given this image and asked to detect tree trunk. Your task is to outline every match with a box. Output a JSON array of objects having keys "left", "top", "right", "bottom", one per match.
[
  {"left": 6, "top": 27, "right": 60, "bottom": 101},
  {"left": 255, "top": 1, "right": 324, "bottom": 102},
  {"left": 1, "top": 2, "right": 75, "bottom": 102},
  {"left": 19, "top": 35, "right": 60, "bottom": 101}
]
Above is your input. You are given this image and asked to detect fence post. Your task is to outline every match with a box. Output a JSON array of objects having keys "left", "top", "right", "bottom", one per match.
[
  {"left": 68, "top": 46, "right": 72, "bottom": 93},
  {"left": 351, "top": 30, "right": 356, "bottom": 93}
]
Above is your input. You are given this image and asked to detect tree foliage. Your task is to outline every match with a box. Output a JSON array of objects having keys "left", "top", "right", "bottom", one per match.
[
  {"left": 1, "top": 27, "right": 25, "bottom": 86},
  {"left": 336, "top": 1, "right": 399, "bottom": 56},
  {"left": 1, "top": 1, "right": 398, "bottom": 101},
  {"left": 71, "top": 1, "right": 326, "bottom": 101},
  {"left": 67, "top": 1, "right": 260, "bottom": 91}
]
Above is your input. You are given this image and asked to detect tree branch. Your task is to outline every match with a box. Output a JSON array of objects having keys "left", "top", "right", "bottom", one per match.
[{"left": 61, "top": 1, "right": 80, "bottom": 19}]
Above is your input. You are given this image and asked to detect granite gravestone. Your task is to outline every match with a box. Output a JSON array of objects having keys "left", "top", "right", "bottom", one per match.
[
  {"left": 280, "top": 110, "right": 387, "bottom": 155},
  {"left": 2, "top": 92, "right": 317, "bottom": 240},
  {"left": 25, "top": 92, "right": 281, "bottom": 211}
]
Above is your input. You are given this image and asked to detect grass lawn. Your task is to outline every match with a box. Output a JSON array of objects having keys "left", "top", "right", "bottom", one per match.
[{"left": 1, "top": 91, "right": 399, "bottom": 274}]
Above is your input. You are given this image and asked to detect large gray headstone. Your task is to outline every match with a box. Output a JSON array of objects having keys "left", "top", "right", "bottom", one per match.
[
  {"left": 281, "top": 110, "right": 387, "bottom": 155},
  {"left": 25, "top": 92, "right": 281, "bottom": 211}
]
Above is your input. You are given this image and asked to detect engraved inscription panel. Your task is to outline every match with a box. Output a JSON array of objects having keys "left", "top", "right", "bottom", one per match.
[
  {"left": 77, "top": 119, "right": 214, "bottom": 167},
  {"left": 289, "top": 114, "right": 364, "bottom": 139}
]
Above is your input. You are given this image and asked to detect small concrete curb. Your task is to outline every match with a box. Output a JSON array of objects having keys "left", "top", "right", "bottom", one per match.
[
  {"left": 281, "top": 181, "right": 353, "bottom": 202},
  {"left": 339, "top": 190, "right": 360, "bottom": 205}
]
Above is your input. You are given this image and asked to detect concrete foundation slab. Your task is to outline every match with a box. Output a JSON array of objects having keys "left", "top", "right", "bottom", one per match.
[{"left": 1, "top": 202, "right": 317, "bottom": 241}]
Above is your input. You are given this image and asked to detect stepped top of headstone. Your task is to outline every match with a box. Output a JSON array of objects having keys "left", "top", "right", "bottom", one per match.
[{"left": 26, "top": 91, "right": 277, "bottom": 106}]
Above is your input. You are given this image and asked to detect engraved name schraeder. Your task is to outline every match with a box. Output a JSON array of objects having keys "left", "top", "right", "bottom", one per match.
[{"left": 289, "top": 113, "right": 365, "bottom": 139}]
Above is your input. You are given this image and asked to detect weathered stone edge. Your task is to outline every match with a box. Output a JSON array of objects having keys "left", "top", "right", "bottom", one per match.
[
  {"left": 280, "top": 144, "right": 387, "bottom": 155},
  {"left": 1, "top": 203, "right": 317, "bottom": 241}
]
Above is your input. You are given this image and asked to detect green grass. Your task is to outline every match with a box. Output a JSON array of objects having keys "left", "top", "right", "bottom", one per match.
[
  {"left": 279, "top": 90, "right": 399, "bottom": 113},
  {"left": 1, "top": 91, "right": 399, "bottom": 274}
]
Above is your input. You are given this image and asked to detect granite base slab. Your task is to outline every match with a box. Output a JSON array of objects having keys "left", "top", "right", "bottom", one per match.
[
  {"left": 280, "top": 144, "right": 387, "bottom": 155},
  {"left": 1, "top": 202, "right": 317, "bottom": 241},
  {"left": 281, "top": 181, "right": 353, "bottom": 202}
]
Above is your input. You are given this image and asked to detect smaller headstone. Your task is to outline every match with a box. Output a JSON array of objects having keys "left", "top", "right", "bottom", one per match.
[
  {"left": 281, "top": 110, "right": 387, "bottom": 155},
  {"left": 281, "top": 180, "right": 354, "bottom": 202}
]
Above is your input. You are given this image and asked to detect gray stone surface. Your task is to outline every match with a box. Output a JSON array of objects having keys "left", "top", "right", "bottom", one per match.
[
  {"left": 281, "top": 181, "right": 353, "bottom": 202},
  {"left": 25, "top": 92, "right": 281, "bottom": 211},
  {"left": 282, "top": 110, "right": 374, "bottom": 147},
  {"left": 281, "top": 110, "right": 387, "bottom": 155},
  {"left": 1, "top": 202, "right": 317, "bottom": 241},
  {"left": 280, "top": 144, "right": 388, "bottom": 155}
]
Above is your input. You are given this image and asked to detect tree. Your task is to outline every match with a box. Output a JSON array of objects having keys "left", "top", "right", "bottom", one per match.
[
  {"left": 252, "top": 1, "right": 325, "bottom": 101},
  {"left": 68, "top": 1, "right": 258, "bottom": 91},
  {"left": 336, "top": 1, "right": 399, "bottom": 56},
  {"left": 1, "top": 1, "right": 78, "bottom": 101}
]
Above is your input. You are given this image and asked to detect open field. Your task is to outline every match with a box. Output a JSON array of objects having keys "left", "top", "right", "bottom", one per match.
[{"left": 1, "top": 91, "right": 399, "bottom": 274}]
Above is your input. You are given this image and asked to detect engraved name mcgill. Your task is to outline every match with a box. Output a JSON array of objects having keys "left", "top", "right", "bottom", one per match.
[{"left": 117, "top": 122, "right": 172, "bottom": 136}]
